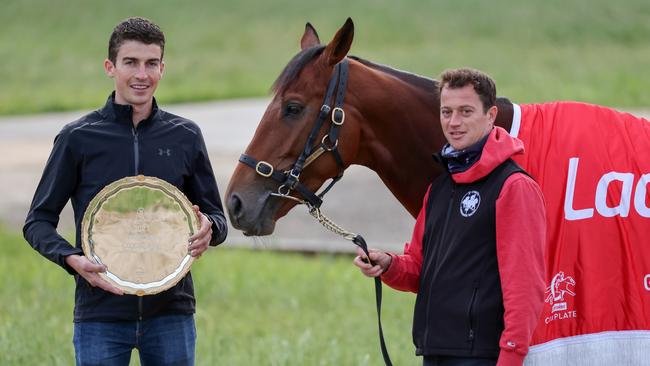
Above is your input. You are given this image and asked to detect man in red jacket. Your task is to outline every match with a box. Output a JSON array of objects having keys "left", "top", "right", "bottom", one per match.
[{"left": 354, "top": 68, "right": 546, "bottom": 366}]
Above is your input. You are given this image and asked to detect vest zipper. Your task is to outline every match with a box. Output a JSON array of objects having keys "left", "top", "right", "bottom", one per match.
[
  {"left": 132, "top": 127, "right": 139, "bottom": 174},
  {"left": 138, "top": 297, "right": 143, "bottom": 321},
  {"left": 467, "top": 284, "right": 478, "bottom": 342},
  {"left": 422, "top": 183, "right": 456, "bottom": 348}
]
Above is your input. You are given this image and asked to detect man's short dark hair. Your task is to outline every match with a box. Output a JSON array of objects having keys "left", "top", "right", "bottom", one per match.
[
  {"left": 108, "top": 17, "right": 165, "bottom": 64},
  {"left": 439, "top": 68, "right": 496, "bottom": 112}
]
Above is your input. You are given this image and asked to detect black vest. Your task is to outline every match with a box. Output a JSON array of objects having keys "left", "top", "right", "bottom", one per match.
[{"left": 413, "top": 158, "right": 525, "bottom": 357}]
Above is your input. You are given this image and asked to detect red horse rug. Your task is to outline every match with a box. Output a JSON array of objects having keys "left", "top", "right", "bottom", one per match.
[{"left": 511, "top": 102, "right": 650, "bottom": 365}]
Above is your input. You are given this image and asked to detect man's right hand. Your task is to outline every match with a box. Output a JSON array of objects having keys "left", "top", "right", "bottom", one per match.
[
  {"left": 65, "top": 254, "right": 124, "bottom": 295},
  {"left": 353, "top": 247, "right": 392, "bottom": 278}
]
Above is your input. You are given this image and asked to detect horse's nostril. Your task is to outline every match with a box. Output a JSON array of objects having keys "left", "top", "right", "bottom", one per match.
[{"left": 227, "top": 193, "right": 243, "bottom": 219}]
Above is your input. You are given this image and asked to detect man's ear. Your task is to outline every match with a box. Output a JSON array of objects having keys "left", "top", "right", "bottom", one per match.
[
  {"left": 488, "top": 105, "right": 498, "bottom": 125},
  {"left": 104, "top": 59, "right": 115, "bottom": 78}
]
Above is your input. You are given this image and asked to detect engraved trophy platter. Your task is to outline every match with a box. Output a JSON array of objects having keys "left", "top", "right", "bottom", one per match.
[{"left": 81, "top": 175, "right": 198, "bottom": 296}]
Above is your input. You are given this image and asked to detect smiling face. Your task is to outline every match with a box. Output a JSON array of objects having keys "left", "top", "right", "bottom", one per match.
[
  {"left": 439, "top": 84, "right": 496, "bottom": 150},
  {"left": 104, "top": 40, "right": 164, "bottom": 109}
]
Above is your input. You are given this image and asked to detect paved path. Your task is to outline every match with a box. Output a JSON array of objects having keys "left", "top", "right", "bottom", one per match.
[
  {"left": 3, "top": 101, "right": 648, "bottom": 253},
  {"left": 0, "top": 99, "right": 414, "bottom": 253}
]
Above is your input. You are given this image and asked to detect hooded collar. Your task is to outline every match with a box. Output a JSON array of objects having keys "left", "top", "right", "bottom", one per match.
[
  {"left": 445, "top": 126, "right": 525, "bottom": 184},
  {"left": 440, "top": 133, "right": 490, "bottom": 174},
  {"left": 99, "top": 91, "right": 160, "bottom": 127}
]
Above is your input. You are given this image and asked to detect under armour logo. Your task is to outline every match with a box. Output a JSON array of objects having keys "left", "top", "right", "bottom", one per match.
[{"left": 158, "top": 148, "right": 172, "bottom": 156}]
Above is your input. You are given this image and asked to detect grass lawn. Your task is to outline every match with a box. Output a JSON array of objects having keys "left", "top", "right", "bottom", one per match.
[
  {"left": 1, "top": 0, "right": 650, "bottom": 115},
  {"left": 0, "top": 227, "right": 419, "bottom": 365}
]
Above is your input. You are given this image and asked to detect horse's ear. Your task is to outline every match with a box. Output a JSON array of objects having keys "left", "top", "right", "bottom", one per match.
[
  {"left": 323, "top": 18, "right": 354, "bottom": 66},
  {"left": 300, "top": 22, "right": 321, "bottom": 50}
]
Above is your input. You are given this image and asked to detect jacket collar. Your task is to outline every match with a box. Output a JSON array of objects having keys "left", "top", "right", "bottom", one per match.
[
  {"left": 99, "top": 92, "right": 160, "bottom": 127},
  {"left": 439, "top": 133, "right": 490, "bottom": 174},
  {"left": 449, "top": 126, "right": 525, "bottom": 184}
]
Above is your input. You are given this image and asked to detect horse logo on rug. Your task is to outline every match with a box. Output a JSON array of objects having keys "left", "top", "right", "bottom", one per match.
[
  {"left": 545, "top": 271, "right": 576, "bottom": 313},
  {"left": 460, "top": 190, "right": 481, "bottom": 217}
]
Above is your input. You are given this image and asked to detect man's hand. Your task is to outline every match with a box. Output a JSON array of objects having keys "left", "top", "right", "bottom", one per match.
[
  {"left": 65, "top": 254, "right": 124, "bottom": 295},
  {"left": 188, "top": 205, "right": 212, "bottom": 258},
  {"left": 353, "top": 247, "right": 392, "bottom": 277}
]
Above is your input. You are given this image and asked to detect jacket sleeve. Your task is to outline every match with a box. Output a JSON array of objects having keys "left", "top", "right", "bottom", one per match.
[
  {"left": 23, "top": 128, "right": 83, "bottom": 274},
  {"left": 186, "top": 128, "right": 228, "bottom": 246},
  {"left": 495, "top": 173, "right": 547, "bottom": 366},
  {"left": 379, "top": 185, "right": 430, "bottom": 293}
]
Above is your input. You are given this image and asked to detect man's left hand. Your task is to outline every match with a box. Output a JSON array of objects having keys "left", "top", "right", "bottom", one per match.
[{"left": 188, "top": 205, "right": 212, "bottom": 258}]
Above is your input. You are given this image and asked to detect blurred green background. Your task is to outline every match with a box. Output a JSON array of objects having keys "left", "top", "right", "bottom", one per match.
[
  {"left": 2, "top": 1, "right": 650, "bottom": 364},
  {"left": 0, "top": 227, "right": 418, "bottom": 365},
  {"left": 1, "top": 0, "right": 649, "bottom": 115}
]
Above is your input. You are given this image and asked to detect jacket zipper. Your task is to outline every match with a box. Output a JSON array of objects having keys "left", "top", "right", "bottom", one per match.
[
  {"left": 132, "top": 126, "right": 143, "bottom": 321},
  {"left": 132, "top": 127, "right": 140, "bottom": 174},
  {"left": 422, "top": 183, "right": 456, "bottom": 348}
]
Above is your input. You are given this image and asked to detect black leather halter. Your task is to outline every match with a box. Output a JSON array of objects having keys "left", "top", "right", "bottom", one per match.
[
  {"left": 238, "top": 58, "right": 393, "bottom": 366},
  {"left": 239, "top": 59, "right": 349, "bottom": 209}
]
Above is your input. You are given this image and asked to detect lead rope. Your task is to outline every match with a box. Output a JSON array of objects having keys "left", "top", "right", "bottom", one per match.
[{"left": 307, "top": 204, "right": 393, "bottom": 366}]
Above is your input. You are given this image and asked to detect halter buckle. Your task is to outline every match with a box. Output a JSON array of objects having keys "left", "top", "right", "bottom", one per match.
[
  {"left": 288, "top": 168, "right": 301, "bottom": 179},
  {"left": 255, "top": 161, "right": 274, "bottom": 178},
  {"left": 331, "top": 107, "right": 345, "bottom": 125}
]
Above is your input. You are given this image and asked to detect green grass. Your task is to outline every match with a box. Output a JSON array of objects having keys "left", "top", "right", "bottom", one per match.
[
  {"left": 0, "top": 227, "right": 419, "bottom": 365},
  {"left": 1, "top": 0, "right": 650, "bottom": 115}
]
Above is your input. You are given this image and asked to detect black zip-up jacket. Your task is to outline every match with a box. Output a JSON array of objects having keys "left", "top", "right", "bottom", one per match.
[{"left": 23, "top": 94, "right": 228, "bottom": 321}]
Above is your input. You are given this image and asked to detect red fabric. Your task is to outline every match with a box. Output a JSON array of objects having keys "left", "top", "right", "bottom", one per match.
[
  {"left": 381, "top": 186, "right": 429, "bottom": 293},
  {"left": 495, "top": 173, "right": 546, "bottom": 362},
  {"left": 382, "top": 127, "right": 547, "bottom": 364},
  {"left": 512, "top": 102, "right": 650, "bottom": 346}
]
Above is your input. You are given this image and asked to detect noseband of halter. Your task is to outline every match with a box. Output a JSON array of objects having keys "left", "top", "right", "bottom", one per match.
[{"left": 239, "top": 58, "right": 349, "bottom": 209}]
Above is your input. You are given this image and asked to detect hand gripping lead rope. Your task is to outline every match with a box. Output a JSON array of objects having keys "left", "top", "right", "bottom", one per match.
[{"left": 308, "top": 205, "right": 393, "bottom": 366}]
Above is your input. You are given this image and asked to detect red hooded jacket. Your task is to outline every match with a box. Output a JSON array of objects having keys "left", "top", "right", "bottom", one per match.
[{"left": 381, "top": 126, "right": 546, "bottom": 366}]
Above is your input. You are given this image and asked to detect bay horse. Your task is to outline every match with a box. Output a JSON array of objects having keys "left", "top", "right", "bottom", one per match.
[
  {"left": 226, "top": 18, "right": 513, "bottom": 236},
  {"left": 226, "top": 18, "right": 650, "bottom": 366}
]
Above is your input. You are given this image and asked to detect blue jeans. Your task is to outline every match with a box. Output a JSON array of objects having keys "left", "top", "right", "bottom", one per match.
[
  {"left": 423, "top": 355, "right": 497, "bottom": 366},
  {"left": 73, "top": 314, "right": 196, "bottom": 366}
]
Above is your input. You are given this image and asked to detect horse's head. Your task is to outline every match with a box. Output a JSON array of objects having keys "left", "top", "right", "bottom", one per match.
[{"left": 226, "top": 18, "right": 362, "bottom": 236}]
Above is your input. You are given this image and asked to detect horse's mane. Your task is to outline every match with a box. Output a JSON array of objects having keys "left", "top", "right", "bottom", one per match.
[
  {"left": 271, "top": 46, "right": 439, "bottom": 96},
  {"left": 348, "top": 56, "right": 439, "bottom": 95},
  {"left": 272, "top": 46, "right": 326, "bottom": 93}
]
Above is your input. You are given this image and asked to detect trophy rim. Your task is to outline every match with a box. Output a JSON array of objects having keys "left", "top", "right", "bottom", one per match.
[{"left": 81, "top": 175, "right": 198, "bottom": 296}]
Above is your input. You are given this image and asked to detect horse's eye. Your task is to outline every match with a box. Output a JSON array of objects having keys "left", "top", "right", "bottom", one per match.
[{"left": 283, "top": 103, "right": 304, "bottom": 117}]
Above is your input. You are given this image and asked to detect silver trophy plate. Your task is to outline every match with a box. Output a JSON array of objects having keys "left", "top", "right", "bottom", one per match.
[{"left": 81, "top": 175, "right": 198, "bottom": 296}]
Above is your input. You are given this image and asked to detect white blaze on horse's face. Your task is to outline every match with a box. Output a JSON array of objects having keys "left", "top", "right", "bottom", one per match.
[{"left": 439, "top": 84, "right": 496, "bottom": 150}]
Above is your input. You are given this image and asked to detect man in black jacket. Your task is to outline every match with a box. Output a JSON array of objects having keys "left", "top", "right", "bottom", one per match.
[{"left": 23, "top": 17, "right": 227, "bottom": 365}]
